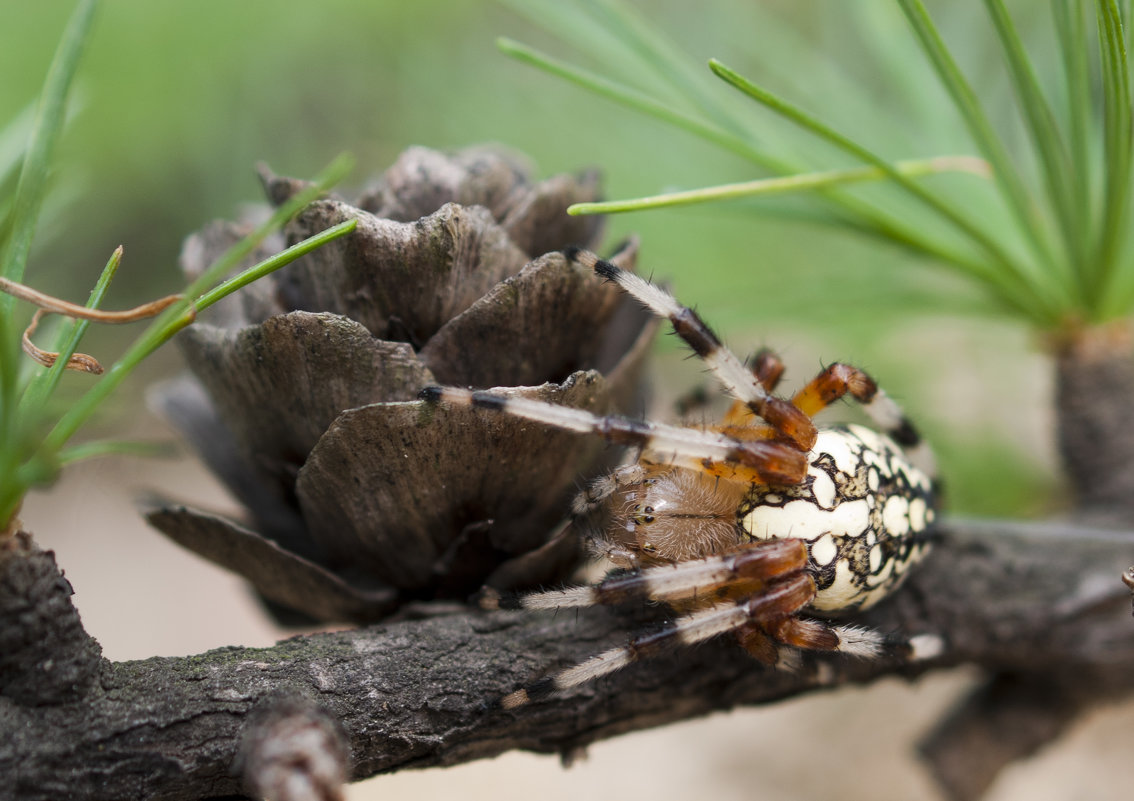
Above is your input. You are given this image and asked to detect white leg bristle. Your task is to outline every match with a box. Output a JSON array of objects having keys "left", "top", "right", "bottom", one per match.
[
  {"left": 555, "top": 645, "right": 635, "bottom": 688},
  {"left": 520, "top": 586, "right": 596, "bottom": 610},
  {"left": 833, "top": 625, "right": 885, "bottom": 659}
]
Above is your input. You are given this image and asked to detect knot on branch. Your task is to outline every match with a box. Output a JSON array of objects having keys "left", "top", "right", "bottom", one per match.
[{"left": 0, "top": 531, "right": 102, "bottom": 705}]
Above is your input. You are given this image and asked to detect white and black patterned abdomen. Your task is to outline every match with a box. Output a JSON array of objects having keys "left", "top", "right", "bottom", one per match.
[{"left": 738, "top": 424, "right": 936, "bottom": 613}]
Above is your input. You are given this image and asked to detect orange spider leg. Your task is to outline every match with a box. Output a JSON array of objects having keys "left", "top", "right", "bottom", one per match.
[
  {"left": 721, "top": 348, "right": 786, "bottom": 427},
  {"left": 767, "top": 617, "right": 841, "bottom": 651},
  {"left": 662, "top": 451, "right": 806, "bottom": 486},
  {"left": 789, "top": 363, "right": 936, "bottom": 475},
  {"left": 791, "top": 362, "right": 880, "bottom": 417},
  {"left": 737, "top": 616, "right": 842, "bottom": 665}
]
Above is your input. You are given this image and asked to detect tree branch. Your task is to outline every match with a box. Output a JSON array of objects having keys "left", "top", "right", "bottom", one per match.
[{"left": 1, "top": 518, "right": 1131, "bottom": 801}]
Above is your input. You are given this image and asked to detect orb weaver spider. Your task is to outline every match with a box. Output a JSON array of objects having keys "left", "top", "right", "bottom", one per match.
[{"left": 422, "top": 247, "right": 938, "bottom": 708}]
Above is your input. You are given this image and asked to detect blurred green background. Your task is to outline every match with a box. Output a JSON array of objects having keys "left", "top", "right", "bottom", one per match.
[
  {"left": 2, "top": 0, "right": 1058, "bottom": 516},
  {"left": 5, "top": 8, "right": 1115, "bottom": 800}
]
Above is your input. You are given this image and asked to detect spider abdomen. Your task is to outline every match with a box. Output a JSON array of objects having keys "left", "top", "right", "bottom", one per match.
[{"left": 738, "top": 424, "right": 936, "bottom": 613}]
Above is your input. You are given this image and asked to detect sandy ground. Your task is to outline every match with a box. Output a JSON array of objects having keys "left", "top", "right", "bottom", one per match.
[{"left": 19, "top": 432, "right": 1134, "bottom": 801}]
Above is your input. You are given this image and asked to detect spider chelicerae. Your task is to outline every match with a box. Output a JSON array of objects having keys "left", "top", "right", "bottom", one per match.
[{"left": 422, "top": 247, "right": 939, "bottom": 709}]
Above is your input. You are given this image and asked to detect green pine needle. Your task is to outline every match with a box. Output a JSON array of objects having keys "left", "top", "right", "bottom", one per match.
[
  {"left": 504, "top": 0, "right": 1134, "bottom": 331},
  {"left": 568, "top": 156, "right": 990, "bottom": 215}
]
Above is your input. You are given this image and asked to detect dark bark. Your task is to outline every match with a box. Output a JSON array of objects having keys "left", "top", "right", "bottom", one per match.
[
  {"left": 0, "top": 531, "right": 102, "bottom": 706},
  {"left": 1, "top": 517, "right": 1130, "bottom": 801},
  {"left": 1055, "top": 322, "right": 1134, "bottom": 515}
]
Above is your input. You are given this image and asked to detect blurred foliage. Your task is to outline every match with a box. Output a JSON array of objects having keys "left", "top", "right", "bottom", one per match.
[
  {"left": 507, "top": 1, "right": 1134, "bottom": 326},
  {"left": 0, "top": 1, "right": 956, "bottom": 323},
  {"left": 0, "top": 1, "right": 1063, "bottom": 515},
  {"left": 0, "top": 0, "right": 356, "bottom": 529}
]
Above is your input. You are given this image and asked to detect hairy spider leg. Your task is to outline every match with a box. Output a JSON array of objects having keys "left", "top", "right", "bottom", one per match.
[
  {"left": 487, "top": 536, "right": 884, "bottom": 705},
  {"left": 500, "top": 571, "right": 814, "bottom": 709},
  {"left": 717, "top": 358, "right": 937, "bottom": 478},
  {"left": 751, "top": 347, "right": 787, "bottom": 391},
  {"left": 498, "top": 568, "right": 882, "bottom": 709},
  {"left": 565, "top": 248, "right": 817, "bottom": 451},
  {"left": 790, "top": 363, "right": 938, "bottom": 478},
  {"left": 719, "top": 347, "right": 786, "bottom": 427},
  {"left": 483, "top": 537, "right": 809, "bottom": 610},
  {"left": 679, "top": 348, "right": 784, "bottom": 424},
  {"left": 736, "top": 618, "right": 883, "bottom": 665},
  {"left": 419, "top": 387, "right": 808, "bottom": 486}
]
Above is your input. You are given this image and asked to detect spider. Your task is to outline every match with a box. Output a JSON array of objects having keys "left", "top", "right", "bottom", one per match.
[{"left": 421, "top": 247, "right": 938, "bottom": 709}]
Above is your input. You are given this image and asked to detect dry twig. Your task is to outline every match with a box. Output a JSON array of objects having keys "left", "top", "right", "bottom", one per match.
[{"left": 0, "top": 273, "right": 184, "bottom": 374}]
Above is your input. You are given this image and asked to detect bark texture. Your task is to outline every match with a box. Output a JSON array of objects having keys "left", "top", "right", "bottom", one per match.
[
  {"left": 1055, "top": 322, "right": 1134, "bottom": 515},
  {"left": 0, "top": 531, "right": 102, "bottom": 706},
  {"left": 1, "top": 518, "right": 1130, "bottom": 801}
]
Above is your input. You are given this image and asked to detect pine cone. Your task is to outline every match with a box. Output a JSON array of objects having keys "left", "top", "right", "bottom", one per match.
[{"left": 147, "top": 146, "right": 657, "bottom": 623}]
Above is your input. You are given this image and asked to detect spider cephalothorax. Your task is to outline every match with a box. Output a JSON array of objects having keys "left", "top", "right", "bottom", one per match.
[{"left": 423, "top": 247, "right": 938, "bottom": 708}]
